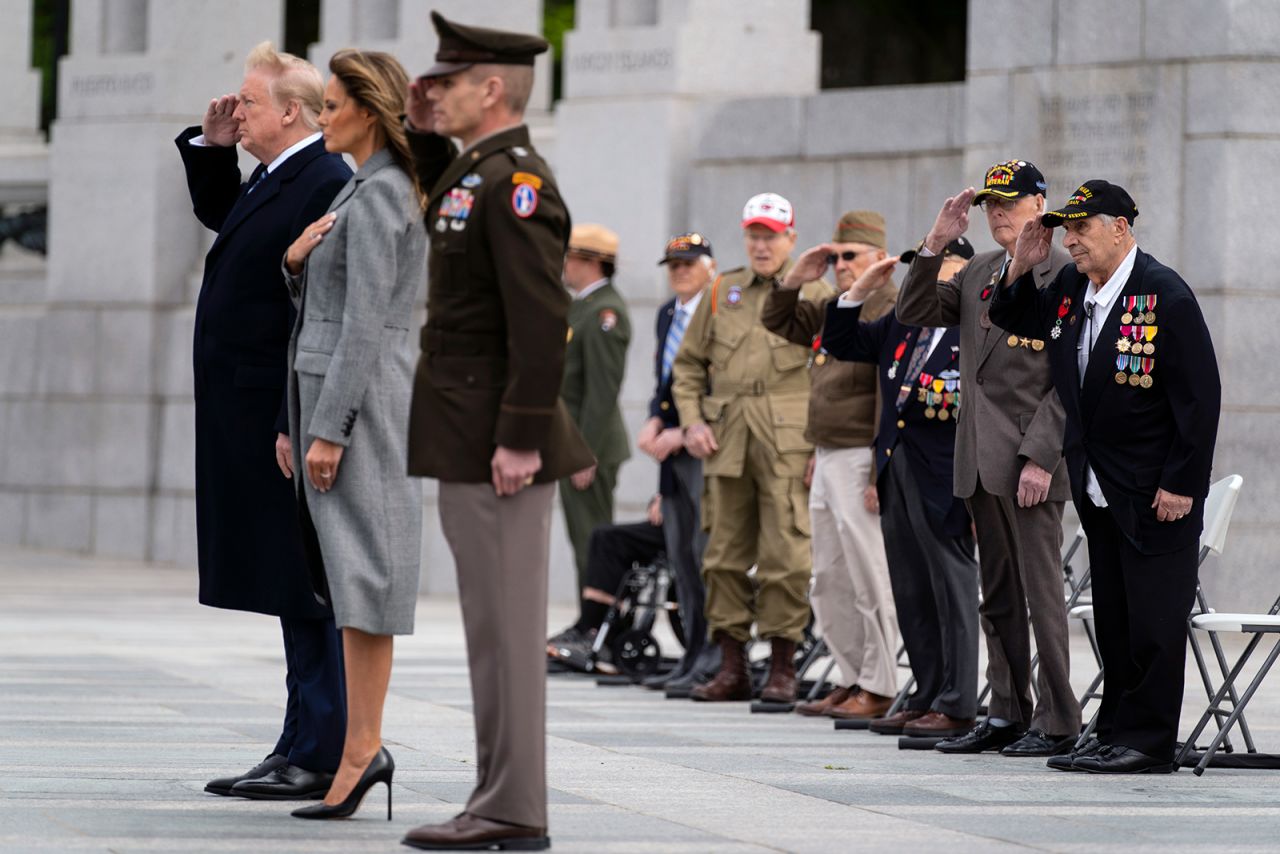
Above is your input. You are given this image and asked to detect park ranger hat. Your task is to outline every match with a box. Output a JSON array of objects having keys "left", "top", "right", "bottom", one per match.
[
  {"left": 971, "top": 159, "right": 1049, "bottom": 205},
  {"left": 658, "top": 232, "right": 714, "bottom": 265},
  {"left": 421, "top": 11, "right": 550, "bottom": 78},
  {"left": 1041, "top": 180, "right": 1139, "bottom": 227},
  {"left": 568, "top": 223, "right": 620, "bottom": 262}
]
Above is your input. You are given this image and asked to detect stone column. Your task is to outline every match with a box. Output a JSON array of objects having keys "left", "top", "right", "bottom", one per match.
[{"left": 7, "top": 0, "right": 285, "bottom": 560}]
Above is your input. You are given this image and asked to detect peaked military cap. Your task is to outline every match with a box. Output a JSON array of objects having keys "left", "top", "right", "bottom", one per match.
[{"left": 421, "top": 10, "right": 550, "bottom": 78}]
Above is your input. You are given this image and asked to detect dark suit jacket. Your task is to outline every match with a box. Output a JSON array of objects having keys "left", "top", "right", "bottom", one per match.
[
  {"left": 822, "top": 300, "right": 971, "bottom": 537},
  {"left": 176, "top": 126, "right": 350, "bottom": 617},
  {"left": 989, "top": 248, "right": 1221, "bottom": 554},
  {"left": 650, "top": 296, "right": 695, "bottom": 496},
  {"left": 405, "top": 125, "right": 593, "bottom": 483}
]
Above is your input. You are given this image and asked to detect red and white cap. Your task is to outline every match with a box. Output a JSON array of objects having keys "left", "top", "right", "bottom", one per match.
[{"left": 741, "top": 192, "right": 794, "bottom": 233}]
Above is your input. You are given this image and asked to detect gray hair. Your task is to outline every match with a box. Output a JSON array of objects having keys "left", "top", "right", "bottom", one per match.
[{"left": 244, "top": 41, "right": 324, "bottom": 131}]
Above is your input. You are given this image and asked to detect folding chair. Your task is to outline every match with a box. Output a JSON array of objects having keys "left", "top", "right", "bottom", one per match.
[{"left": 1176, "top": 593, "right": 1280, "bottom": 775}]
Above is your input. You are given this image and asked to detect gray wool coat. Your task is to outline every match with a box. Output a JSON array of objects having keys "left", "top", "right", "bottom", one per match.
[{"left": 283, "top": 147, "right": 427, "bottom": 635}]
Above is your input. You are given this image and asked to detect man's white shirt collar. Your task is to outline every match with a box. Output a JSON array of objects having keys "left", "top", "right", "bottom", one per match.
[
  {"left": 265, "top": 132, "right": 322, "bottom": 174},
  {"left": 1085, "top": 244, "right": 1138, "bottom": 314},
  {"left": 676, "top": 289, "right": 703, "bottom": 316}
]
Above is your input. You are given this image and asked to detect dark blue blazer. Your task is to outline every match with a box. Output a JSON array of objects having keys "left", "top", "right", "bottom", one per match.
[
  {"left": 650, "top": 296, "right": 686, "bottom": 496},
  {"left": 176, "top": 126, "right": 351, "bottom": 617},
  {"left": 989, "top": 249, "right": 1221, "bottom": 554},
  {"left": 822, "top": 300, "right": 970, "bottom": 537}
]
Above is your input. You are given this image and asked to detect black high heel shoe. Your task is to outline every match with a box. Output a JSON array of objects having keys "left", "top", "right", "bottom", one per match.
[{"left": 291, "top": 746, "right": 394, "bottom": 820}]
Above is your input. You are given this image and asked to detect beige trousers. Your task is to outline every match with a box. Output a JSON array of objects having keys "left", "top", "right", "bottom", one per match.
[
  {"left": 809, "top": 446, "right": 899, "bottom": 697},
  {"left": 438, "top": 481, "right": 553, "bottom": 829}
]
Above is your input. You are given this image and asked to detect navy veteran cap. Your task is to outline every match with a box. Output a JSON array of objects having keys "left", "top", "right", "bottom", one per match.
[
  {"left": 972, "top": 159, "right": 1048, "bottom": 205},
  {"left": 422, "top": 11, "right": 549, "bottom": 78},
  {"left": 1041, "top": 180, "right": 1139, "bottom": 227},
  {"left": 658, "top": 232, "right": 714, "bottom": 265}
]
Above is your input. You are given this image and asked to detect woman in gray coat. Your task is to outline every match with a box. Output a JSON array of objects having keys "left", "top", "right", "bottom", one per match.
[{"left": 276, "top": 48, "right": 426, "bottom": 821}]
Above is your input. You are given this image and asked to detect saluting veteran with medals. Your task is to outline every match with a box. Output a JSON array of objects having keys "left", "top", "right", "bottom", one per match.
[{"left": 990, "top": 179, "right": 1222, "bottom": 775}]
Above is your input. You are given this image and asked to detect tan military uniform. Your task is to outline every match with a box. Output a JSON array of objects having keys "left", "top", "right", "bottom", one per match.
[{"left": 672, "top": 261, "right": 832, "bottom": 643}]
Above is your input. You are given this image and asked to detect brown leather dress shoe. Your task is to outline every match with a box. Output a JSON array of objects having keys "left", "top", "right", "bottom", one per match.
[
  {"left": 902, "top": 711, "right": 976, "bottom": 738},
  {"left": 401, "top": 812, "right": 549, "bottom": 851},
  {"left": 828, "top": 689, "right": 894, "bottom": 721},
  {"left": 867, "top": 708, "right": 925, "bottom": 735},
  {"left": 796, "top": 685, "right": 854, "bottom": 717}
]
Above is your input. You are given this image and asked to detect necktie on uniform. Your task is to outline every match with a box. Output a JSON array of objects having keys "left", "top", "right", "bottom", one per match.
[
  {"left": 660, "top": 306, "right": 690, "bottom": 383},
  {"left": 895, "top": 327, "right": 934, "bottom": 410}
]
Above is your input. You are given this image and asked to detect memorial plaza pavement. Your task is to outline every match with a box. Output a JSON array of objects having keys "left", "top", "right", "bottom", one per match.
[{"left": 1, "top": 547, "right": 1278, "bottom": 853}]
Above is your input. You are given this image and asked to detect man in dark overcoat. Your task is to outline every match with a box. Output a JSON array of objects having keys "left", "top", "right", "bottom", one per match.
[{"left": 175, "top": 41, "right": 350, "bottom": 800}]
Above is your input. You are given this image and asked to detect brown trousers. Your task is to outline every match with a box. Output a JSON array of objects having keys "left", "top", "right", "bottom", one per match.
[
  {"left": 438, "top": 481, "right": 554, "bottom": 829},
  {"left": 967, "top": 484, "right": 1080, "bottom": 736}
]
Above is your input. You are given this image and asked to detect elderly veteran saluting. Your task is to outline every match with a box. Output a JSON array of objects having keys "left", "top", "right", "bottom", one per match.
[
  {"left": 673, "top": 192, "right": 831, "bottom": 706},
  {"left": 897, "top": 160, "right": 1080, "bottom": 758},
  {"left": 990, "top": 180, "right": 1221, "bottom": 774},
  {"left": 401, "top": 11, "right": 592, "bottom": 851}
]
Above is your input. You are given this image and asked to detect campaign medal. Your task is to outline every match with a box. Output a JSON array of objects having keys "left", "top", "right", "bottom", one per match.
[
  {"left": 1114, "top": 354, "right": 1127, "bottom": 384},
  {"left": 1121, "top": 295, "right": 1135, "bottom": 326},
  {"left": 1140, "top": 356, "right": 1155, "bottom": 388},
  {"left": 1145, "top": 294, "right": 1158, "bottom": 324},
  {"left": 925, "top": 407, "right": 937, "bottom": 419},
  {"left": 887, "top": 338, "right": 907, "bottom": 380},
  {"left": 1052, "top": 296, "right": 1072, "bottom": 340},
  {"left": 1126, "top": 354, "right": 1142, "bottom": 386},
  {"left": 937, "top": 407, "right": 950, "bottom": 421},
  {"left": 815, "top": 354, "right": 827, "bottom": 365},
  {"left": 1142, "top": 325, "right": 1157, "bottom": 356},
  {"left": 809, "top": 335, "right": 823, "bottom": 368}
]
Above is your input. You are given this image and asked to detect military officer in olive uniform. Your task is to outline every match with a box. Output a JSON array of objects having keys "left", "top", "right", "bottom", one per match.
[
  {"left": 558, "top": 224, "right": 631, "bottom": 594},
  {"left": 401, "top": 12, "right": 592, "bottom": 853},
  {"left": 673, "top": 192, "right": 832, "bottom": 705}
]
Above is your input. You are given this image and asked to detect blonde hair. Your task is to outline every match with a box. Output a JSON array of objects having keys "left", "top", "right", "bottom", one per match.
[
  {"left": 468, "top": 63, "right": 535, "bottom": 114},
  {"left": 245, "top": 41, "right": 324, "bottom": 131},
  {"left": 328, "top": 48, "right": 426, "bottom": 208}
]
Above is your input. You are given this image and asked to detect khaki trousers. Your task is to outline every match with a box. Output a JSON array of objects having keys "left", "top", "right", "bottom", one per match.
[
  {"left": 702, "top": 432, "right": 812, "bottom": 644},
  {"left": 438, "top": 481, "right": 553, "bottom": 829},
  {"left": 809, "top": 446, "right": 899, "bottom": 697}
]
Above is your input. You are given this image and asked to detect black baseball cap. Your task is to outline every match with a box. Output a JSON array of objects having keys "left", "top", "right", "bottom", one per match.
[
  {"left": 658, "top": 232, "right": 714, "bottom": 265},
  {"left": 971, "top": 160, "right": 1048, "bottom": 205},
  {"left": 421, "top": 11, "right": 549, "bottom": 79},
  {"left": 898, "top": 236, "right": 974, "bottom": 265},
  {"left": 1041, "top": 180, "right": 1140, "bottom": 227}
]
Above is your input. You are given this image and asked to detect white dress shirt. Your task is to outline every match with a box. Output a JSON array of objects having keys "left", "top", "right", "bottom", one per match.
[
  {"left": 1078, "top": 243, "right": 1139, "bottom": 507},
  {"left": 188, "top": 132, "right": 323, "bottom": 182}
]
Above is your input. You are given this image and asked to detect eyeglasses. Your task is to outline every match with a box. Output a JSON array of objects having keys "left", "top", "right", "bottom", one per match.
[
  {"left": 826, "top": 250, "right": 866, "bottom": 264},
  {"left": 980, "top": 198, "right": 1021, "bottom": 213}
]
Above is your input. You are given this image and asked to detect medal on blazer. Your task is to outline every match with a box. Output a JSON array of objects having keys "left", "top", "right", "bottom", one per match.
[
  {"left": 1121, "top": 295, "right": 1135, "bottom": 325},
  {"left": 1115, "top": 354, "right": 1128, "bottom": 384},
  {"left": 1144, "top": 294, "right": 1158, "bottom": 324},
  {"left": 887, "top": 337, "right": 908, "bottom": 379},
  {"left": 1117, "top": 324, "right": 1133, "bottom": 353},
  {"left": 980, "top": 265, "right": 999, "bottom": 301},
  {"left": 1051, "top": 296, "right": 1072, "bottom": 340},
  {"left": 1142, "top": 325, "right": 1157, "bottom": 355},
  {"left": 810, "top": 334, "right": 826, "bottom": 367}
]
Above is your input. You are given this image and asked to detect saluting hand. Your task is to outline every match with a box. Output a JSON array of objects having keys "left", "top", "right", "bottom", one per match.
[
  {"left": 405, "top": 78, "right": 435, "bottom": 133},
  {"left": 1006, "top": 219, "right": 1053, "bottom": 283},
  {"left": 202, "top": 94, "right": 241, "bottom": 147},
  {"left": 285, "top": 213, "right": 337, "bottom": 275},
  {"left": 1153, "top": 488, "right": 1193, "bottom": 522},
  {"left": 305, "top": 437, "right": 344, "bottom": 493},
  {"left": 924, "top": 188, "right": 976, "bottom": 254},
  {"left": 781, "top": 243, "right": 835, "bottom": 290},
  {"left": 848, "top": 255, "right": 900, "bottom": 302}
]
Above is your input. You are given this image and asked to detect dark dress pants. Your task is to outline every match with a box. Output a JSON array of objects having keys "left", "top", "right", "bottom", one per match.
[
  {"left": 272, "top": 616, "right": 346, "bottom": 772},
  {"left": 662, "top": 452, "right": 708, "bottom": 675},
  {"left": 879, "top": 450, "right": 979, "bottom": 719},
  {"left": 1078, "top": 496, "right": 1199, "bottom": 761},
  {"left": 584, "top": 521, "right": 666, "bottom": 596}
]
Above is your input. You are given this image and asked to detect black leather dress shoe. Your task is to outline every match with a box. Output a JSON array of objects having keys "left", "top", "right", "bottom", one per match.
[
  {"left": 1001, "top": 729, "right": 1075, "bottom": 757},
  {"left": 230, "top": 764, "right": 334, "bottom": 800},
  {"left": 1046, "top": 737, "right": 1103, "bottom": 771},
  {"left": 205, "top": 753, "right": 287, "bottom": 796},
  {"left": 1074, "top": 744, "right": 1176, "bottom": 774},
  {"left": 935, "top": 720, "right": 1025, "bottom": 754}
]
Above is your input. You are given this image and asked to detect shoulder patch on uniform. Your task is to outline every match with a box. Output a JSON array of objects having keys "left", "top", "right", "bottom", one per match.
[
  {"left": 599, "top": 309, "right": 618, "bottom": 331},
  {"left": 512, "top": 171, "right": 543, "bottom": 190},
  {"left": 512, "top": 183, "right": 538, "bottom": 218}
]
